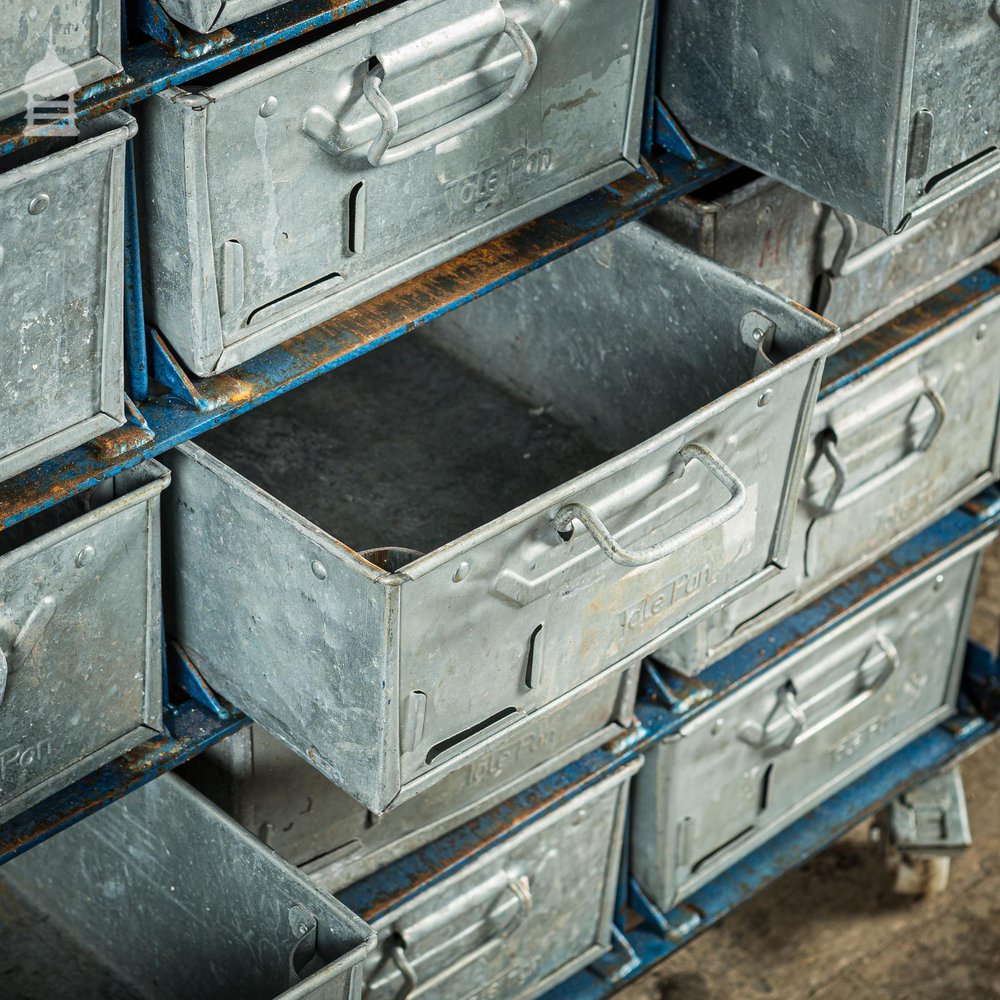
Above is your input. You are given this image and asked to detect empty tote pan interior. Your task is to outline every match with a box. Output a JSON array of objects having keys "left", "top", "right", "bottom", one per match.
[
  {"left": 1, "top": 774, "right": 372, "bottom": 1000},
  {"left": 195, "top": 224, "right": 821, "bottom": 563}
]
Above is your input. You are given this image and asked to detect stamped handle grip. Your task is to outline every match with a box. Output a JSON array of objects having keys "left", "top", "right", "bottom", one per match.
[
  {"left": 363, "top": 12, "right": 537, "bottom": 167},
  {"left": 387, "top": 874, "right": 532, "bottom": 998},
  {"left": 552, "top": 443, "right": 746, "bottom": 569},
  {"left": 812, "top": 386, "right": 947, "bottom": 514},
  {"left": 740, "top": 632, "right": 900, "bottom": 752},
  {"left": 826, "top": 209, "right": 934, "bottom": 279}
]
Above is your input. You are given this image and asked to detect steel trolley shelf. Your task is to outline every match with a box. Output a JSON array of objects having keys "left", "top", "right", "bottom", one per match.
[{"left": 0, "top": 2, "right": 998, "bottom": 998}]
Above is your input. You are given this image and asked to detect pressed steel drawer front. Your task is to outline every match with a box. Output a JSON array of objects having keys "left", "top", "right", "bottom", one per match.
[
  {"left": 357, "top": 759, "right": 638, "bottom": 1000},
  {"left": 633, "top": 535, "right": 991, "bottom": 911},
  {"left": 655, "top": 269, "right": 1000, "bottom": 674},
  {"left": 906, "top": 1, "right": 1000, "bottom": 223},
  {"left": 185, "top": 662, "right": 639, "bottom": 892},
  {"left": 0, "top": 462, "right": 168, "bottom": 826},
  {"left": 659, "top": 0, "right": 1000, "bottom": 233},
  {"left": 0, "top": 111, "right": 133, "bottom": 483},
  {"left": 141, "top": 0, "right": 653, "bottom": 375}
]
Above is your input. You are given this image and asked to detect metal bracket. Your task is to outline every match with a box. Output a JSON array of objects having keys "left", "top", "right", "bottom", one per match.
[
  {"left": 640, "top": 662, "right": 713, "bottom": 714},
  {"left": 653, "top": 99, "right": 699, "bottom": 163},
  {"left": 124, "top": 397, "right": 153, "bottom": 435},
  {"left": 740, "top": 311, "right": 778, "bottom": 374},
  {"left": 886, "top": 766, "right": 972, "bottom": 858},
  {"left": 287, "top": 904, "right": 320, "bottom": 986},
  {"left": 136, "top": 0, "right": 235, "bottom": 59},
  {"left": 169, "top": 642, "right": 232, "bottom": 720},
  {"left": 87, "top": 397, "right": 156, "bottom": 461},
  {"left": 590, "top": 924, "right": 642, "bottom": 984},
  {"left": 148, "top": 330, "right": 221, "bottom": 412},
  {"left": 629, "top": 877, "right": 703, "bottom": 942}
]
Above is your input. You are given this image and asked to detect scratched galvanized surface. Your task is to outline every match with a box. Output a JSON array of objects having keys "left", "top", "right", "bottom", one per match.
[
  {"left": 644, "top": 490, "right": 1000, "bottom": 736},
  {"left": 820, "top": 268, "right": 1000, "bottom": 396},
  {"left": 340, "top": 746, "right": 640, "bottom": 924},
  {"left": 0, "top": 150, "right": 731, "bottom": 535}
]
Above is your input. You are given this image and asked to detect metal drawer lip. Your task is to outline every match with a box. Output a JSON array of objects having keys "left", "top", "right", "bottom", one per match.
[
  {"left": 140, "top": 0, "right": 654, "bottom": 375},
  {"left": 0, "top": 460, "right": 170, "bottom": 826},
  {"left": 0, "top": 2, "right": 121, "bottom": 124},
  {"left": 2, "top": 773, "right": 376, "bottom": 1000},
  {"left": 0, "top": 109, "right": 135, "bottom": 484}
]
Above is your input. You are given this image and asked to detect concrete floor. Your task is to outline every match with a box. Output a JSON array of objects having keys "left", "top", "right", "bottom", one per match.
[{"left": 620, "top": 537, "right": 1000, "bottom": 1000}]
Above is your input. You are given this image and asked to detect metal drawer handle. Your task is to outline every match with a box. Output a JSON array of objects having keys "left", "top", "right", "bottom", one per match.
[
  {"left": 0, "top": 596, "right": 56, "bottom": 710},
  {"left": 826, "top": 209, "right": 934, "bottom": 279},
  {"left": 740, "top": 632, "right": 900, "bottom": 752},
  {"left": 388, "top": 875, "right": 532, "bottom": 998},
  {"left": 363, "top": 16, "right": 538, "bottom": 167},
  {"left": 552, "top": 443, "right": 747, "bottom": 569},
  {"left": 813, "top": 387, "right": 946, "bottom": 514}
]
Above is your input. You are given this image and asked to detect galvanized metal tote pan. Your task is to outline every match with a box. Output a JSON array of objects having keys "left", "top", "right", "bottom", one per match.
[
  {"left": 344, "top": 756, "right": 640, "bottom": 1000},
  {"left": 2, "top": 773, "right": 376, "bottom": 1000},
  {"left": 0, "top": 461, "right": 169, "bottom": 826},
  {"left": 183, "top": 661, "right": 639, "bottom": 891},
  {"left": 656, "top": 266, "right": 1000, "bottom": 674},
  {"left": 0, "top": 110, "right": 133, "bottom": 482},
  {"left": 652, "top": 170, "right": 1000, "bottom": 345},
  {"left": 0, "top": 1, "right": 120, "bottom": 122},
  {"left": 659, "top": 0, "right": 1000, "bottom": 234},
  {"left": 632, "top": 526, "right": 994, "bottom": 912},
  {"left": 138, "top": 0, "right": 653, "bottom": 375},
  {"left": 163, "top": 222, "right": 838, "bottom": 813}
]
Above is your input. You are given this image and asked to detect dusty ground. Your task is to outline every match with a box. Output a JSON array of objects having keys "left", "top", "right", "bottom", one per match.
[{"left": 620, "top": 537, "right": 1000, "bottom": 1000}]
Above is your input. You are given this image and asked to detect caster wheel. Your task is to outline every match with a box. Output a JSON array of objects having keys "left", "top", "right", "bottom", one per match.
[{"left": 890, "top": 852, "right": 952, "bottom": 896}]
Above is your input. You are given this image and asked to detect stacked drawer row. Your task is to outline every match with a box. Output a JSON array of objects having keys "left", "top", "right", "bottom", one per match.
[{"left": 1, "top": 1, "right": 999, "bottom": 998}]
